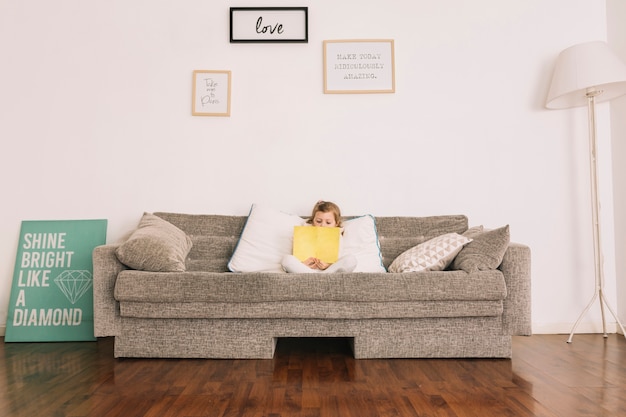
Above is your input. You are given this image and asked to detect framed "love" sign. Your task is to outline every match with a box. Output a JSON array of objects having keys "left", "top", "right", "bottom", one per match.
[{"left": 230, "top": 7, "right": 308, "bottom": 43}]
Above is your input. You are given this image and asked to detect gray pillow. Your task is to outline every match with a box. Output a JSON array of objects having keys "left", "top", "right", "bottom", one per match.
[
  {"left": 462, "top": 225, "right": 484, "bottom": 238},
  {"left": 116, "top": 213, "right": 193, "bottom": 272},
  {"left": 451, "top": 225, "right": 510, "bottom": 273}
]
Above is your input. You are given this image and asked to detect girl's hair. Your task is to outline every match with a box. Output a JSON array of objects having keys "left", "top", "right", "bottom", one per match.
[{"left": 307, "top": 200, "right": 342, "bottom": 227}]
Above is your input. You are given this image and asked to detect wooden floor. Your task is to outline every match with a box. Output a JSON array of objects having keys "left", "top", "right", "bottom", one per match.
[{"left": 1, "top": 334, "right": 625, "bottom": 417}]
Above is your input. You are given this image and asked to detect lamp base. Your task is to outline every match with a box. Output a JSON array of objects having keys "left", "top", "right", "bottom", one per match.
[{"left": 567, "top": 285, "right": 626, "bottom": 343}]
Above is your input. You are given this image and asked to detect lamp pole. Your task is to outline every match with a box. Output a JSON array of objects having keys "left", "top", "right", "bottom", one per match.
[{"left": 566, "top": 90, "right": 626, "bottom": 343}]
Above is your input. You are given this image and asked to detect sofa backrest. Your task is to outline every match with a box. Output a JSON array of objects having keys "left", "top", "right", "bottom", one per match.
[
  {"left": 376, "top": 215, "right": 468, "bottom": 268},
  {"left": 154, "top": 212, "right": 468, "bottom": 272},
  {"left": 154, "top": 212, "right": 246, "bottom": 272}
]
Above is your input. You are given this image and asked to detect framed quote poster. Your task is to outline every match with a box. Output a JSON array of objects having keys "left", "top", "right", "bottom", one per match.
[
  {"left": 323, "top": 39, "right": 395, "bottom": 94},
  {"left": 192, "top": 70, "right": 231, "bottom": 116}
]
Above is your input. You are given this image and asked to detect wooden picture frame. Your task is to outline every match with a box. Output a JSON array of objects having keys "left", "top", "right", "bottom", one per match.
[
  {"left": 230, "top": 7, "right": 308, "bottom": 43},
  {"left": 323, "top": 39, "right": 395, "bottom": 94},
  {"left": 192, "top": 70, "right": 231, "bottom": 117}
]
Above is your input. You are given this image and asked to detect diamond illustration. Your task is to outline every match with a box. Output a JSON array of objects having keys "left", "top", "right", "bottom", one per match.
[{"left": 54, "top": 270, "right": 93, "bottom": 304}]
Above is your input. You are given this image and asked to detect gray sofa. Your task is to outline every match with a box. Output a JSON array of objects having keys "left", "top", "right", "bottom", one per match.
[{"left": 93, "top": 212, "right": 531, "bottom": 359}]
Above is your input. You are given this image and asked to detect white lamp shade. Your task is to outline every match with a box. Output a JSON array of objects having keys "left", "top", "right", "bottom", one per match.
[{"left": 546, "top": 41, "right": 626, "bottom": 109}]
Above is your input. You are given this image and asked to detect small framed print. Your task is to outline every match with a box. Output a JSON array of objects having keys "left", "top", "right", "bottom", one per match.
[
  {"left": 230, "top": 7, "right": 308, "bottom": 43},
  {"left": 323, "top": 39, "right": 395, "bottom": 94},
  {"left": 192, "top": 70, "right": 231, "bottom": 117}
]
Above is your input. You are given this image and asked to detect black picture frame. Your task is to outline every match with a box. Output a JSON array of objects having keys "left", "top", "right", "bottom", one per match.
[{"left": 230, "top": 7, "right": 308, "bottom": 43}]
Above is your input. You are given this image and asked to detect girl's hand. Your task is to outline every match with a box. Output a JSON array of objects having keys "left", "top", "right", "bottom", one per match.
[
  {"left": 313, "top": 259, "right": 330, "bottom": 270},
  {"left": 301, "top": 257, "right": 331, "bottom": 270},
  {"left": 302, "top": 257, "right": 318, "bottom": 269}
]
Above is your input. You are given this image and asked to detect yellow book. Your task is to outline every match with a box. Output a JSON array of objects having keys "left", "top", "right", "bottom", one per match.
[{"left": 292, "top": 226, "right": 340, "bottom": 264}]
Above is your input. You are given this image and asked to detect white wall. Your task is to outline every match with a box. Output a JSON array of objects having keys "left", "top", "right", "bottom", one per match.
[
  {"left": 608, "top": 0, "right": 626, "bottom": 331},
  {"left": 0, "top": 0, "right": 618, "bottom": 334}
]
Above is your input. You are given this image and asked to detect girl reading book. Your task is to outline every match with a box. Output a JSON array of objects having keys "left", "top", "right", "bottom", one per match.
[{"left": 281, "top": 200, "right": 357, "bottom": 273}]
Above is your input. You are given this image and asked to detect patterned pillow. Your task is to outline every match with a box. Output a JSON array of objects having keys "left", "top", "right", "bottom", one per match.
[
  {"left": 379, "top": 236, "right": 426, "bottom": 269},
  {"left": 115, "top": 213, "right": 193, "bottom": 272},
  {"left": 388, "top": 233, "right": 471, "bottom": 273}
]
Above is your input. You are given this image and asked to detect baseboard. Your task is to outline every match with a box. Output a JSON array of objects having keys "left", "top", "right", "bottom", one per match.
[
  {"left": 532, "top": 321, "right": 621, "bottom": 335},
  {"left": 0, "top": 326, "right": 5, "bottom": 337}
]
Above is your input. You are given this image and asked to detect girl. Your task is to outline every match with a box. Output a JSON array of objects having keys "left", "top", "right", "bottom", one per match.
[{"left": 281, "top": 201, "right": 357, "bottom": 273}]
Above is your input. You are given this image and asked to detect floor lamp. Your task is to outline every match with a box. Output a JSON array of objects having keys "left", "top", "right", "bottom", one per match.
[{"left": 546, "top": 41, "right": 626, "bottom": 343}]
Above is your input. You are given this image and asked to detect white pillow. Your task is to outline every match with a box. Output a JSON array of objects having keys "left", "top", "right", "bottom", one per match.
[
  {"left": 388, "top": 233, "right": 472, "bottom": 273},
  {"left": 228, "top": 204, "right": 305, "bottom": 273},
  {"left": 340, "top": 215, "right": 386, "bottom": 273}
]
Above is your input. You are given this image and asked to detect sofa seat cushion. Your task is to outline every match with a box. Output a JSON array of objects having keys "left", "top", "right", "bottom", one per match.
[
  {"left": 118, "top": 300, "right": 504, "bottom": 320},
  {"left": 114, "top": 270, "right": 507, "bottom": 304}
]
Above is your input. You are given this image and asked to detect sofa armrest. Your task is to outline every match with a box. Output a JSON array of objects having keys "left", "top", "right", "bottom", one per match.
[
  {"left": 93, "top": 243, "right": 126, "bottom": 337},
  {"left": 499, "top": 242, "right": 532, "bottom": 335}
]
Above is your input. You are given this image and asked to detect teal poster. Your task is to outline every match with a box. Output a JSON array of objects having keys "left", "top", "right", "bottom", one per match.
[{"left": 5, "top": 219, "right": 107, "bottom": 342}]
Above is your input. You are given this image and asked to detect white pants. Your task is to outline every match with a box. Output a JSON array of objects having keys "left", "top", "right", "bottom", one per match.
[{"left": 281, "top": 254, "right": 357, "bottom": 273}]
